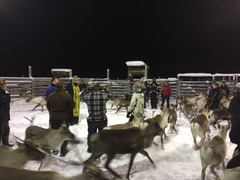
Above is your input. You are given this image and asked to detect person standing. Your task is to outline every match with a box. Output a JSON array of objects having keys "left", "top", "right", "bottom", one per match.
[
  {"left": 140, "top": 83, "right": 147, "bottom": 108},
  {"left": 206, "top": 83, "right": 212, "bottom": 97},
  {"left": 220, "top": 81, "right": 230, "bottom": 97},
  {"left": 79, "top": 83, "right": 113, "bottom": 153},
  {"left": 65, "top": 76, "right": 81, "bottom": 125},
  {"left": 149, "top": 79, "right": 159, "bottom": 109},
  {"left": 0, "top": 79, "right": 13, "bottom": 147},
  {"left": 47, "top": 81, "right": 74, "bottom": 157},
  {"left": 161, "top": 81, "right": 171, "bottom": 109},
  {"left": 46, "top": 77, "right": 58, "bottom": 100},
  {"left": 79, "top": 80, "right": 86, "bottom": 92},
  {"left": 144, "top": 81, "right": 150, "bottom": 103},
  {"left": 207, "top": 82, "right": 223, "bottom": 110},
  {"left": 127, "top": 82, "right": 144, "bottom": 121},
  {"left": 229, "top": 83, "right": 240, "bottom": 123}
]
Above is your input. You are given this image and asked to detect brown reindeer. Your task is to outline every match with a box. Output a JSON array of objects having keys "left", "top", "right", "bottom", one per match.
[
  {"left": 0, "top": 139, "right": 46, "bottom": 169},
  {"left": 86, "top": 120, "right": 162, "bottom": 180},
  {"left": 200, "top": 123, "right": 231, "bottom": 180},
  {"left": 0, "top": 163, "right": 109, "bottom": 180}
]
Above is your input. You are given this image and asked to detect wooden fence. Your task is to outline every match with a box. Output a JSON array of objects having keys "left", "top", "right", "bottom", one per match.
[{"left": 1, "top": 73, "right": 239, "bottom": 102}]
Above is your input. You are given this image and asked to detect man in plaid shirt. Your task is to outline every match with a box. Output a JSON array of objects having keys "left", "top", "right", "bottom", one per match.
[{"left": 80, "top": 82, "right": 113, "bottom": 153}]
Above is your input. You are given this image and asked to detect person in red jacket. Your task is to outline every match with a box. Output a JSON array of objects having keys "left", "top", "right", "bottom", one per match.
[{"left": 161, "top": 81, "right": 171, "bottom": 109}]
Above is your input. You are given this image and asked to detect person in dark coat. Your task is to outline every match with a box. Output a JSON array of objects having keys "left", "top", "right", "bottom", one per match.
[
  {"left": 207, "top": 82, "right": 223, "bottom": 110},
  {"left": 46, "top": 77, "right": 58, "bottom": 100},
  {"left": 79, "top": 80, "right": 86, "bottom": 92},
  {"left": 140, "top": 83, "right": 147, "bottom": 108},
  {"left": 161, "top": 81, "right": 171, "bottom": 109},
  {"left": 65, "top": 76, "right": 81, "bottom": 125},
  {"left": 79, "top": 83, "right": 113, "bottom": 153},
  {"left": 47, "top": 81, "right": 74, "bottom": 157},
  {"left": 149, "top": 79, "right": 159, "bottom": 109},
  {"left": 229, "top": 83, "right": 240, "bottom": 123},
  {"left": 220, "top": 81, "right": 230, "bottom": 97},
  {"left": 0, "top": 79, "right": 13, "bottom": 147},
  {"left": 226, "top": 109, "right": 240, "bottom": 169},
  {"left": 144, "top": 81, "right": 150, "bottom": 103}
]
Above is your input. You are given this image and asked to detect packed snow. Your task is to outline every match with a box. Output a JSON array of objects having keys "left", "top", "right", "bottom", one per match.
[{"left": 7, "top": 99, "right": 236, "bottom": 180}]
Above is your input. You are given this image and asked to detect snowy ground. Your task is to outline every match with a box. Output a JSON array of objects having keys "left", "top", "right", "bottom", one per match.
[{"left": 8, "top": 99, "right": 236, "bottom": 180}]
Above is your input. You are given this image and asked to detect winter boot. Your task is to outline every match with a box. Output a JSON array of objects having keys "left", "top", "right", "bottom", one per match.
[{"left": 2, "top": 135, "right": 14, "bottom": 147}]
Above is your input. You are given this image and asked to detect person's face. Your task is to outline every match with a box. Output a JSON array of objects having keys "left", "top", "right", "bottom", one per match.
[
  {"left": 164, "top": 82, "right": 168, "bottom": 85},
  {"left": 212, "top": 84, "right": 217, "bottom": 89},
  {"left": 222, "top": 83, "right": 226, "bottom": 87},
  {"left": 73, "top": 78, "right": 78, "bottom": 83},
  {"left": 52, "top": 79, "right": 58, "bottom": 85},
  {"left": 1, "top": 84, "right": 7, "bottom": 90}
]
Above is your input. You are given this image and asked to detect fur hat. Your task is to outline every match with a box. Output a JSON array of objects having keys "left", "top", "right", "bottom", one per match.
[
  {"left": 235, "top": 83, "right": 240, "bottom": 89},
  {"left": 152, "top": 78, "right": 156, "bottom": 83}
]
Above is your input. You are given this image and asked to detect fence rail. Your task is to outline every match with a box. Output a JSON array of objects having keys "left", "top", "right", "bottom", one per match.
[{"left": 1, "top": 73, "right": 239, "bottom": 101}]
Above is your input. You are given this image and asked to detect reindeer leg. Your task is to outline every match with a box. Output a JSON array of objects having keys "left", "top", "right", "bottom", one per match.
[
  {"left": 139, "top": 150, "right": 155, "bottom": 165},
  {"left": 172, "top": 123, "right": 178, "bottom": 134},
  {"left": 201, "top": 165, "right": 207, "bottom": 180},
  {"left": 32, "top": 105, "right": 40, "bottom": 111},
  {"left": 41, "top": 106, "right": 43, "bottom": 111},
  {"left": 115, "top": 106, "right": 121, "bottom": 113},
  {"left": 191, "top": 129, "right": 198, "bottom": 150},
  {"left": 105, "top": 154, "right": 122, "bottom": 179},
  {"left": 210, "top": 166, "right": 218, "bottom": 179},
  {"left": 126, "top": 152, "right": 137, "bottom": 180},
  {"left": 160, "top": 133, "right": 165, "bottom": 149}
]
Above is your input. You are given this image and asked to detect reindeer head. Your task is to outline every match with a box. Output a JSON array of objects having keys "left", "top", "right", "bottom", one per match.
[{"left": 59, "top": 125, "right": 76, "bottom": 141}]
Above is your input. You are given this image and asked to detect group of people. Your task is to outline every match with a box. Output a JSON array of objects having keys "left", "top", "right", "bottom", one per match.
[
  {"left": 206, "top": 80, "right": 230, "bottom": 110},
  {"left": 141, "top": 78, "right": 171, "bottom": 109}
]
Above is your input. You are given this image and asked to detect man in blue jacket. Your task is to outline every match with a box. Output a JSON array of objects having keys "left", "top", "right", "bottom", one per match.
[{"left": 46, "top": 77, "right": 58, "bottom": 100}]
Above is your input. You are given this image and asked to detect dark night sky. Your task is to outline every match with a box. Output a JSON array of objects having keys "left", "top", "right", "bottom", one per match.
[{"left": 1, "top": 0, "right": 240, "bottom": 79}]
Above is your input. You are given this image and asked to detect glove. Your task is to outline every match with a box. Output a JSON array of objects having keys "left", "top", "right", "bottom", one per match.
[{"left": 126, "top": 112, "right": 131, "bottom": 118}]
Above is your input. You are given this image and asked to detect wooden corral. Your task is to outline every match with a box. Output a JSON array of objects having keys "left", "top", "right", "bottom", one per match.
[{"left": 177, "top": 73, "right": 239, "bottom": 96}]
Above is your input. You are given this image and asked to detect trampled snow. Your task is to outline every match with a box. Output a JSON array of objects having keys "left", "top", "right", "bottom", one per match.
[{"left": 8, "top": 99, "right": 236, "bottom": 180}]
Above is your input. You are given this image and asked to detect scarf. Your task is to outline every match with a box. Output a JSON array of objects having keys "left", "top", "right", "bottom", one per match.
[{"left": 72, "top": 81, "right": 80, "bottom": 117}]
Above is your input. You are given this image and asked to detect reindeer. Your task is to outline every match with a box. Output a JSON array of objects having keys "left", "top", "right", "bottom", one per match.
[
  {"left": 0, "top": 163, "right": 109, "bottom": 180},
  {"left": 26, "top": 96, "right": 46, "bottom": 111},
  {"left": 104, "top": 113, "right": 145, "bottom": 130},
  {"left": 219, "top": 95, "right": 233, "bottom": 109},
  {"left": 25, "top": 123, "right": 78, "bottom": 154},
  {"left": 86, "top": 120, "right": 162, "bottom": 180},
  {"left": 141, "top": 108, "right": 170, "bottom": 149},
  {"left": 179, "top": 101, "right": 198, "bottom": 119},
  {"left": 0, "top": 139, "right": 46, "bottom": 169},
  {"left": 108, "top": 94, "right": 131, "bottom": 113},
  {"left": 200, "top": 123, "right": 231, "bottom": 180},
  {"left": 209, "top": 108, "right": 231, "bottom": 128},
  {"left": 222, "top": 166, "right": 240, "bottom": 180},
  {"left": 190, "top": 109, "right": 211, "bottom": 150},
  {"left": 168, "top": 104, "right": 178, "bottom": 133}
]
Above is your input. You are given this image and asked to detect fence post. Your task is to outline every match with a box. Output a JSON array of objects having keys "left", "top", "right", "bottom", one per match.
[
  {"left": 107, "top": 69, "right": 110, "bottom": 79},
  {"left": 69, "top": 69, "right": 72, "bottom": 78},
  {"left": 28, "top": 66, "right": 32, "bottom": 77},
  {"left": 127, "top": 80, "right": 131, "bottom": 95}
]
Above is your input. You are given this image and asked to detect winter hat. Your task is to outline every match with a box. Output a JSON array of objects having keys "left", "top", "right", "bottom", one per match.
[
  {"left": 93, "top": 83, "right": 101, "bottom": 91},
  {"left": 134, "top": 81, "right": 141, "bottom": 88},
  {"left": 235, "top": 83, "right": 240, "bottom": 89}
]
